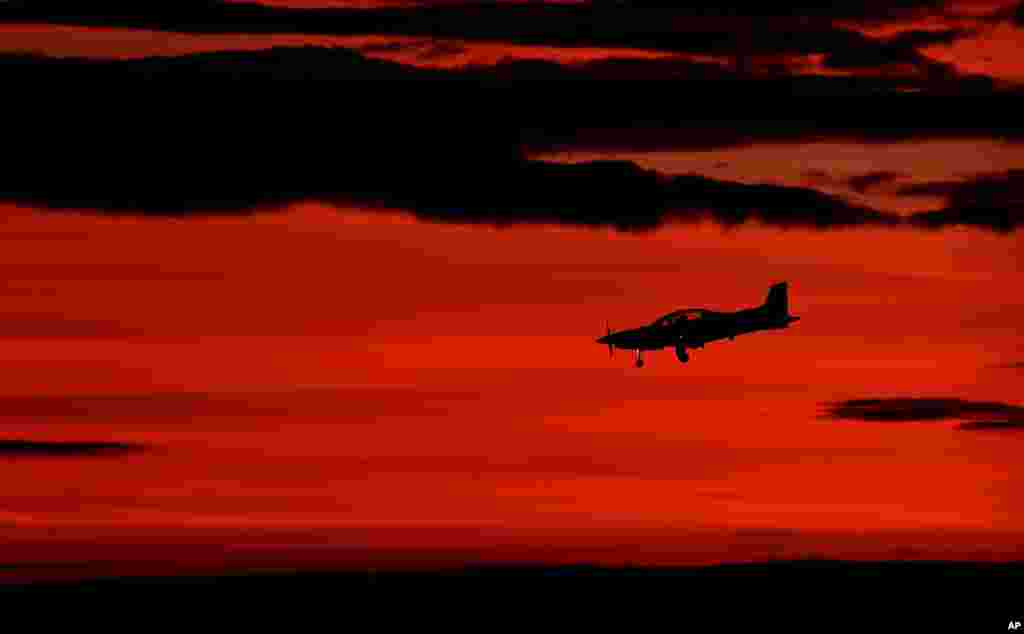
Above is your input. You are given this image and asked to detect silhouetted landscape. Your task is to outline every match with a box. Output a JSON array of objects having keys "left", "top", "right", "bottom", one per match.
[{"left": 3, "top": 561, "right": 1021, "bottom": 627}]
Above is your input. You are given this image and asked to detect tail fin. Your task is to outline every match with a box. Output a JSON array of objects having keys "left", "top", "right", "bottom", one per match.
[{"left": 764, "top": 282, "right": 789, "bottom": 316}]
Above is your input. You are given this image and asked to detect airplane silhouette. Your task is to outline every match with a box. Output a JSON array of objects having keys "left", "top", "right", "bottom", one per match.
[{"left": 597, "top": 282, "right": 800, "bottom": 367}]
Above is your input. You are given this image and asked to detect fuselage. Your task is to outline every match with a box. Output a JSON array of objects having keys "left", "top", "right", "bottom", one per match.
[
  {"left": 678, "top": 306, "right": 798, "bottom": 347},
  {"left": 599, "top": 308, "right": 796, "bottom": 351},
  {"left": 597, "top": 284, "right": 799, "bottom": 359}
]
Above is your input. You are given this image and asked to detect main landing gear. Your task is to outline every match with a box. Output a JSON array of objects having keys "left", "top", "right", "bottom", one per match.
[
  {"left": 675, "top": 343, "right": 690, "bottom": 364},
  {"left": 633, "top": 349, "right": 645, "bottom": 368}
]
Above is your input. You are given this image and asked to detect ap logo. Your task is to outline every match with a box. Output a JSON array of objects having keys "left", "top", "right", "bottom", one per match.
[{"left": 1009, "top": 621, "right": 1022, "bottom": 630}]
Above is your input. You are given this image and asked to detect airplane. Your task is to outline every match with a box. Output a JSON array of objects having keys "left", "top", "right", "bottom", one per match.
[{"left": 596, "top": 282, "right": 800, "bottom": 367}]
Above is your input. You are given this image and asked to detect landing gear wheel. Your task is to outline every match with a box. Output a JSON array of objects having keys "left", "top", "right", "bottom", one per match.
[
  {"left": 635, "top": 359, "right": 645, "bottom": 368},
  {"left": 675, "top": 343, "right": 689, "bottom": 364}
]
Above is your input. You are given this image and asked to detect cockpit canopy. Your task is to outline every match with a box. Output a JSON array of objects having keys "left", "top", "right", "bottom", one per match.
[{"left": 652, "top": 309, "right": 710, "bottom": 328}]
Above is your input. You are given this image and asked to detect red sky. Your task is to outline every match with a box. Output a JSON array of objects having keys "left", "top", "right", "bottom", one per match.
[
  {"left": 1, "top": 1, "right": 1023, "bottom": 581},
  {"left": 1, "top": 202, "right": 1022, "bottom": 579}
]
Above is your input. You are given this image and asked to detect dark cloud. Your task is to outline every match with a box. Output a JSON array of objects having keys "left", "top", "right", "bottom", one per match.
[
  {"left": 1, "top": 0, "right": 953, "bottom": 23},
  {"left": 886, "top": 28, "right": 970, "bottom": 50},
  {"left": 490, "top": 56, "right": 743, "bottom": 82},
  {"left": 581, "top": 1, "right": 946, "bottom": 21},
  {"left": 847, "top": 171, "right": 905, "bottom": 193},
  {"left": 901, "top": 170, "right": 1024, "bottom": 232},
  {"left": 825, "top": 398, "right": 1024, "bottom": 422},
  {"left": 0, "top": 1, "right": 948, "bottom": 43},
  {"left": 956, "top": 421, "right": 1024, "bottom": 431},
  {"left": 806, "top": 170, "right": 906, "bottom": 193},
  {"left": 823, "top": 398, "right": 1024, "bottom": 431},
  {"left": 982, "top": 1, "right": 1024, "bottom": 25},
  {"left": 0, "top": 439, "right": 145, "bottom": 457},
  {"left": 1, "top": 157, "right": 901, "bottom": 230},
  {"left": 392, "top": 161, "right": 902, "bottom": 231},
  {"left": 0, "top": 388, "right": 479, "bottom": 421},
  {"left": 1, "top": 47, "right": 1019, "bottom": 232},
  {"left": 0, "top": 35, "right": 989, "bottom": 92},
  {"left": 821, "top": 28, "right": 966, "bottom": 79},
  {"left": 0, "top": 124, "right": 903, "bottom": 230},
  {"left": 661, "top": 171, "right": 899, "bottom": 229},
  {"left": 0, "top": 0, "right": 978, "bottom": 81},
  {"left": 4, "top": 47, "right": 1016, "bottom": 147},
  {"left": 538, "top": 105, "right": 1019, "bottom": 154}
]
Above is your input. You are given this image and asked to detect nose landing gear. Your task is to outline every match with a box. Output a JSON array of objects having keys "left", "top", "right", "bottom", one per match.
[{"left": 634, "top": 349, "right": 645, "bottom": 368}]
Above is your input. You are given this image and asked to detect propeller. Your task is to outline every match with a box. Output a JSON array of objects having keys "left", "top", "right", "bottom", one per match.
[{"left": 606, "top": 321, "right": 614, "bottom": 358}]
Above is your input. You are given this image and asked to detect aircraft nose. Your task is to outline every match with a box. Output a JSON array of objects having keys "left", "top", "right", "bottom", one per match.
[{"left": 596, "top": 335, "right": 610, "bottom": 344}]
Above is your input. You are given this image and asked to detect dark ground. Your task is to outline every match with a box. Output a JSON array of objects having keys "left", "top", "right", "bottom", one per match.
[{"left": 3, "top": 560, "right": 1021, "bottom": 628}]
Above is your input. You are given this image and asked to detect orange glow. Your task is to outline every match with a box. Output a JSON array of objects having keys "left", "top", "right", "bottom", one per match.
[
  {"left": 2, "top": 13, "right": 1024, "bottom": 581},
  {"left": 1, "top": 199, "right": 1022, "bottom": 580}
]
